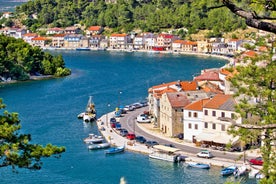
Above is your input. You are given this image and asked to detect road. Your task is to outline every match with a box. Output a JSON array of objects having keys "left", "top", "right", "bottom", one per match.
[{"left": 119, "top": 106, "right": 254, "bottom": 163}]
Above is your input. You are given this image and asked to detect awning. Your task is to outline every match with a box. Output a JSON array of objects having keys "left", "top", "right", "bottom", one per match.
[
  {"left": 152, "top": 145, "right": 180, "bottom": 153},
  {"left": 195, "top": 132, "right": 239, "bottom": 145}
]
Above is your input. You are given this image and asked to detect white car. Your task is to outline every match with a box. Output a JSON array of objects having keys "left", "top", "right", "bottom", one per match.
[
  {"left": 197, "top": 150, "right": 213, "bottom": 159},
  {"left": 137, "top": 115, "right": 151, "bottom": 123}
]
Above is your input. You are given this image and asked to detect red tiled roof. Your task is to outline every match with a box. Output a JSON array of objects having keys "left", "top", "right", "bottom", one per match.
[
  {"left": 203, "top": 94, "right": 232, "bottom": 109},
  {"left": 173, "top": 40, "right": 185, "bottom": 44},
  {"left": 53, "top": 34, "right": 66, "bottom": 37},
  {"left": 32, "top": 37, "right": 48, "bottom": 41},
  {"left": 23, "top": 33, "right": 38, "bottom": 37},
  {"left": 159, "top": 34, "right": 173, "bottom": 39},
  {"left": 180, "top": 81, "right": 198, "bottom": 91},
  {"left": 185, "top": 98, "right": 210, "bottom": 111},
  {"left": 243, "top": 50, "right": 257, "bottom": 58},
  {"left": 183, "top": 41, "right": 197, "bottom": 45},
  {"left": 48, "top": 27, "right": 64, "bottom": 31},
  {"left": 167, "top": 92, "right": 190, "bottom": 108},
  {"left": 194, "top": 70, "right": 220, "bottom": 81},
  {"left": 110, "top": 33, "right": 127, "bottom": 37},
  {"left": 88, "top": 26, "right": 101, "bottom": 31}
]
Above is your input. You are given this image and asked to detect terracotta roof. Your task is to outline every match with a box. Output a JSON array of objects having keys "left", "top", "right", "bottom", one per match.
[
  {"left": 159, "top": 34, "right": 173, "bottom": 39},
  {"left": 23, "top": 33, "right": 38, "bottom": 37},
  {"left": 194, "top": 70, "right": 220, "bottom": 81},
  {"left": 166, "top": 92, "right": 190, "bottom": 108},
  {"left": 32, "top": 37, "right": 48, "bottom": 41},
  {"left": 203, "top": 94, "right": 235, "bottom": 110},
  {"left": 180, "top": 81, "right": 198, "bottom": 91},
  {"left": 153, "top": 88, "right": 177, "bottom": 99},
  {"left": 183, "top": 41, "right": 197, "bottom": 45},
  {"left": 173, "top": 40, "right": 185, "bottom": 44},
  {"left": 243, "top": 50, "right": 257, "bottom": 58},
  {"left": 185, "top": 98, "right": 210, "bottom": 111},
  {"left": 53, "top": 34, "right": 66, "bottom": 37},
  {"left": 48, "top": 27, "right": 64, "bottom": 31},
  {"left": 88, "top": 26, "right": 101, "bottom": 31},
  {"left": 110, "top": 33, "right": 127, "bottom": 37}
]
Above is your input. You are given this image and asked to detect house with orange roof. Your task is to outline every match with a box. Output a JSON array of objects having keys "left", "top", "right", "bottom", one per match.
[
  {"left": 156, "top": 33, "right": 179, "bottom": 50},
  {"left": 64, "top": 26, "right": 81, "bottom": 34},
  {"left": 109, "top": 33, "right": 130, "bottom": 49},
  {"left": 51, "top": 34, "right": 66, "bottom": 48},
  {"left": 31, "top": 37, "right": 50, "bottom": 47},
  {"left": 172, "top": 40, "right": 185, "bottom": 52},
  {"left": 182, "top": 40, "right": 197, "bottom": 52},
  {"left": 194, "top": 94, "right": 241, "bottom": 147},
  {"left": 218, "top": 68, "right": 237, "bottom": 94},
  {"left": 159, "top": 92, "right": 191, "bottom": 137},
  {"left": 23, "top": 33, "right": 38, "bottom": 44},
  {"left": 183, "top": 98, "right": 210, "bottom": 142},
  {"left": 86, "top": 26, "right": 103, "bottom": 37},
  {"left": 148, "top": 80, "right": 200, "bottom": 129},
  {"left": 197, "top": 40, "right": 212, "bottom": 53},
  {"left": 194, "top": 68, "right": 222, "bottom": 87}
]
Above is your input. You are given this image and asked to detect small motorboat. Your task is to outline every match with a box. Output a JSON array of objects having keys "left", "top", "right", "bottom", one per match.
[
  {"left": 220, "top": 166, "right": 237, "bottom": 176},
  {"left": 88, "top": 142, "right": 110, "bottom": 150},
  {"left": 234, "top": 165, "right": 248, "bottom": 177},
  {"left": 186, "top": 162, "right": 210, "bottom": 169},
  {"left": 84, "top": 134, "right": 104, "bottom": 144},
  {"left": 78, "top": 96, "right": 97, "bottom": 122},
  {"left": 105, "top": 146, "right": 125, "bottom": 154}
]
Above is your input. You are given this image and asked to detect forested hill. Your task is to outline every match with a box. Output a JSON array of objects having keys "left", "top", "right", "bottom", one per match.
[{"left": 15, "top": 0, "right": 247, "bottom": 36}]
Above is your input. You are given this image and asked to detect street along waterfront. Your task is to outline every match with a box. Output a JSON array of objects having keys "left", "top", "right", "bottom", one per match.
[{"left": 0, "top": 51, "right": 256, "bottom": 183}]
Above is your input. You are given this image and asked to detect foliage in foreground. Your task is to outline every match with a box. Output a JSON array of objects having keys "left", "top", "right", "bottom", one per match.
[
  {"left": 0, "top": 35, "right": 71, "bottom": 81},
  {"left": 0, "top": 99, "right": 65, "bottom": 171}
]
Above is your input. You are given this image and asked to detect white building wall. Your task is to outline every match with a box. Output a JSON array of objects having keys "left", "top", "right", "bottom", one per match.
[{"left": 183, "top": 110, "right": 203, "bottom": 142}]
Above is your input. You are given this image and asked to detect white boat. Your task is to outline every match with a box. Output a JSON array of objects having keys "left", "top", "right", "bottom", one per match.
[
  {"left": 149, "top": 145, "right": 181, "bottom": 163},
  {"left": 248, "top": 168, "right": 260, "bottom": 178},
  {"left": 84, "top": 134, "right": 104, "bottom": 144},
  {"left": 234, "top": 165, "right": 248, "bottom": 177},
  {"left": 186, "top": 161, "right": 210, "bottom": 169},
  {"left": 78, "top": 96, "right": 96, "bottom": 122},
  {"left": 88, "top": 142, "right": 110, "bottom": 150}
]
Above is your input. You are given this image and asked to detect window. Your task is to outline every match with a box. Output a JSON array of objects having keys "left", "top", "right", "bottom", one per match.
[
  {"left": 188, "top": 112, "right": 191, "bottom": 117},
  {"left": 221, "top": 124, "right": 225, "bottom": 131},
  {"left": 195, "top": 124, "right": 198, "bottom": 130},
  {"left": 212, "top": 111, "right": 216, "bottom": 117},
  {"left": 204, "top": 122, "right": 208, "bottom": 128},
  {"left": 194, "top": 112, "right": 198, "bottom": 118},
  {"left": 204, "top": 110, "right": 208, "bottom": 115},
  {"left": 221, "top": 112, "right": 225, "bottom": 117},
  {"left": 231, "top": 113, "right": 235, "bottom": 119},
  {"left": 188, "top": 123, "right": 192, "bottom": 129},
  {"left": 212, "top": 123, "right": 216, "bottom": 130}
]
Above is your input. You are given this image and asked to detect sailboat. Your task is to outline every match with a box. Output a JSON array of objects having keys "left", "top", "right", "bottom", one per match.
[{"left": 77, "top": 96, "right": 97, "bottom": 122}]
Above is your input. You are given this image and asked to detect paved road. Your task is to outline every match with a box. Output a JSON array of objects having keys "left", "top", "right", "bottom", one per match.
[{"left": 119, "top": 106, "right": 254, "bottom": 163}]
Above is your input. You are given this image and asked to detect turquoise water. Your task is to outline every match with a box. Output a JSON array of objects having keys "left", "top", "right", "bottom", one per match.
[
  {"left": 0, "top": 50, "right": 257, "bottom": 183},
  {"left": 0, "top": 0, "right": 27, "bottom": 12}
]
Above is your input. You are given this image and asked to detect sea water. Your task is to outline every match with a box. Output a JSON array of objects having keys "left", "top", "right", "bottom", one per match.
[{"left": 0, "top": 50, "right": 257, "bottom": 184}]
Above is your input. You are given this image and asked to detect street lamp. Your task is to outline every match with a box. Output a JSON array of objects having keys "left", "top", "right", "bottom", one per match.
[{"left": 106, "top": 103, "right": 110, "bottom": 128}]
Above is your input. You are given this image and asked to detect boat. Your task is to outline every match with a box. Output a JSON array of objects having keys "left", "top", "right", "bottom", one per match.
[
  {"left": 186, "top": 162, "right": 210, "bottom": 169},
  {"left": 149, "top": 145, "right": 181, "bottom": 163},
  {"left": 84, "top": 134, "right": 104, "bottom": 144},
  {"left": 78, "top": 96, "right": 96, "bottom": 122},
  {"left": 76, "top": 47, "right": 91, "bottom": 51},
  {"left": 88, "top": 142, "right": 110, "bottom": 150},
  {"left": 105, "top": 146, "right": 125, "bottom": 154},
  {"left": 220, "top": 165, "right": 237, "bottom": 176},
  {"left": 248, "top": 168, "right": 260, "bottom": 178},
  {"left": 233, "top": 165, "right": 248, "bottom": 177}
]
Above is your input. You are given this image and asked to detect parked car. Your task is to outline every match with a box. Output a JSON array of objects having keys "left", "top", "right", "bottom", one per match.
[
  {"left": 164, "top": 144, "right": 176, "bottom": 148},
  {"left": 126, "top": 133, "right": 136, "bottom": 140},
  {"left": 110, "top": 117, "right": 116, "bottom": 123},
  {"left": 135, "top": 136, "right": 147, "bottom": 143},
  {"left": 137, "top": 114, "right": 151, "bottom": 123},
  {"left": 124, "top": 105, "right": 134, "bottom": 111},
  {"left": 177, "top": 133, "right": 184, "bottom": 140},
  {"left": 197, "top": 150, "right": 214, "bottom": 159},
  {"left": 120, "top": 129, "right": 128, "bottom": 137},
  {"left": 249, "top": 157, "right": 263, "bottom": 165},
  {"left": 145, "top": 140, "right": 159, "bottom": 148}
]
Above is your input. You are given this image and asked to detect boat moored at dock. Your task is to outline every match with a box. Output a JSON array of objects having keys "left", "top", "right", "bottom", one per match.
[{"left": 149, "top": 145, "right": 182, "bottom": 163}]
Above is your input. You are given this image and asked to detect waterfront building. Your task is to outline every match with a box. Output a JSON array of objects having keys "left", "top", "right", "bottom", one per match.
[
  {"left": 64, "top": 34, "right": 83, "bottom": 48},
  {"left": 31, "top": 37, "right": 49, "bottom": 47},
  {"left": 197, "top": 40, "right": 212, "bottom": 53},
  {"left": 226, "top": 38, "right": 243, "bottom": 54},
  {"left": 182, "top": 40, "right": 198, "bottom": 52},
  {"left": 144, "top": 32, "right": 157, "bottom": 50},
  {"left": 183, "top": 98, "right": 210, "bottom": 143},
  {"left": 156, "top": 33, "right": 179, "bottom": 50},
  {"left": 89, "top": 35, "right": 105, "bottom": 48},
  {"left": 133, "top": 35, "right": 145, "bottom": 50},
  {"left": 195, "top": 94, "right": 241, "bottom": 147},
  {"left": 172, "top": 40, "right": 185, "bottom": 52},
  {"left": 109, "top": 33, "right": 130, "bottom": 49},
  {"left": 159, "top": 92, "right": 190, "bottom": 137},
  {"left": 51, "top": 34, "right": 66, "bottom": 48},
  {"left": 64, "top": 26, "right": 81, "bottom": 35}
]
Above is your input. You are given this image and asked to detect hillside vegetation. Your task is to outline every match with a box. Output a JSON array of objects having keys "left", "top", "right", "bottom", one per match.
[{"left": 15, "top": 0, "right": 247, "bottom": 36}]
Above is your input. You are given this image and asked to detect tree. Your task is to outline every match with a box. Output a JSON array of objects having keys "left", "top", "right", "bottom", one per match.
[
  {"left": 228, "top": 54, "right": 276, "bottom": 183},
  {"left": 0, "top": 99, "right": 65, "bottom": 171},
  {"left": 211, "top": 0, "right": 276, "bottom": 34}
]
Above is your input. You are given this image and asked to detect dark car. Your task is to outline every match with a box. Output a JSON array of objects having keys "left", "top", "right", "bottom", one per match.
[
  {"left": 119, "top": 129, "right": 128, "bottom": 137},
  {"left": 110, "top": 117, "right": 116, "bottom": 123},
  {"left": 177, "top": 133, "right": 184, "bottom": 140},
  {"left": 164, "top": 144, "right": 176, "bottom": 148},
  {"left": 135, "top": 136, "right": 147, "bottom": 143},
  {"left": 249, "top": 157, "right": 263, "bottom": 165},
  {"left": 145, "top": 140, "right": 159, "bottom": 148}
]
